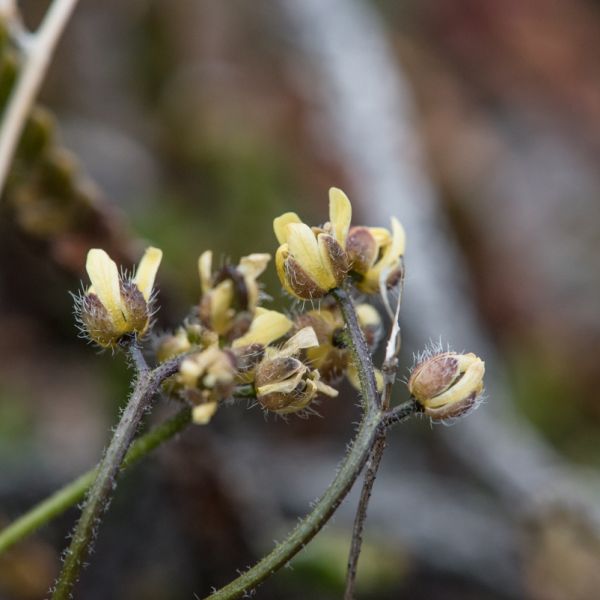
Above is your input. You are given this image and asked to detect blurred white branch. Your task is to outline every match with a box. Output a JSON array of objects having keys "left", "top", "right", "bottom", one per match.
[
  {"left": 0, "top": 0, "right": 79, "bottom": 195},
  {"left": 277, "top": 0, "right": 600, "bottom": 519}
]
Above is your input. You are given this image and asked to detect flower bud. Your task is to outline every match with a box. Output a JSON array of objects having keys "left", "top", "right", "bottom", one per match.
[
  {"left": 346, "top": 226, "right": 378, "bottom": 275},
  {"left": 155, "top": 327, "right": 192, "bottom": 363},
  {"left": 408, "top": 352, "right": 485, "bottom": 420},
  {"left": 198, "top": 251, "right": 270, "bottom": 336},
  {"left": 255, "top": 356, "right": 337, "bottom": 414},
  {"left": 253, "top": 327, "right": 338, "bottom": 414},
  {"left": 272, "top": 189, "right": 351, "bottom": 299},
  {"left": 178, "top": 347, "right": 237, "bottom": 423},
  {"left": 357, "top": 218, "right": 406, "bottom": 294},
  {"left": 76, "top": 247, "right": 162, "bottom": 348}
]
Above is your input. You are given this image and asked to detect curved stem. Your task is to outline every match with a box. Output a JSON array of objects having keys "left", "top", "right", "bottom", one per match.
[
  {"left": 206, "top": 407, "right": 381, "bottom": 600},
  {"left": 343, "top": 272, "right": 405, "bottom": 599},
  {"left": 0, "top": 378, "right": 254, "bottom": 555},
  {"left": 332, "top": 285, "right": 380, "bottom": 410},
  {"left": 344, "top": 433, "right": 386, "bottom": 600},
  {"left": 0, "top": 0, "right": 80, "bottom": 195},
  {"left": 206, "top": 287, "right": 398, "bottom": 599},
  {"left": 51, "top": 348, "right": 182, "bottom": 599},
  {"left": 0, "top": 408, "right": 191, "bottom": 555}
]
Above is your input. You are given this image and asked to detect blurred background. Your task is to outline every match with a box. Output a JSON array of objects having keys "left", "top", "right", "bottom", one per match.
[{"left": 1, "top": 0, "right": 600, "bottom": 598}]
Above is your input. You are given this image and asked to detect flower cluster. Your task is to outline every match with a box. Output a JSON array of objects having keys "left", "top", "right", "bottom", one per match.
[
  {"left": 274, "top": 188, "right": 405, "bottom": 298},
  {"left": 74, "top": 187, "right": 484, "bottom": 425}
]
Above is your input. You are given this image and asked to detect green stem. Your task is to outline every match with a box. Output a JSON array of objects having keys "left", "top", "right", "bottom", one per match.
[
  {"left": 205, "top": 288, "right": 392, "bottom": 599},
  {"left": 206, "top": 408, "right": 381, "bottom": 600},
  {"left": 0, "top": 377, "right": 252, "bottom": 555},
  {"left": 0, "top": 408, "right": 191, "bottom": 555},
  {"left": 332, "top": 286, "right": 380, "bottom": 410},
  {"left": 51, "top": 347, "right": 182, "bottom": 599}
]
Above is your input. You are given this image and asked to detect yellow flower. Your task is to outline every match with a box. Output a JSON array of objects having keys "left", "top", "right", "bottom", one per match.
[
  {"left": 178, "top": 346, "right": 237, "bottom": 424},
  {"left": 78, "top": 247, "right": 162, "bottom": 347},
  {"left": 198, "top": 251, "right": 270, "bottom": 337},
  {"left": 408, "top": 351, "right": 485, "bottom": 420},
  {"left": 273, "top": 187, "right": 406, "bottom": 297},
  {"left": 232, "top": 308, "right": 293, "bottom": 349},
  {"left": 254, "top": 327, "right": 338, "bottom": 414},
  {"left": 273, "top": 188, "right": 351, "bottom": 299}
]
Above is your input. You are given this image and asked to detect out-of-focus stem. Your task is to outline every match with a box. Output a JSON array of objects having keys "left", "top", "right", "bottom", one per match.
[
  {"left": 0, "top": 408, "right": 191, "bottom": 555},
  {"left": 0, "top": 0, "right": 80, "bottom": 195}
]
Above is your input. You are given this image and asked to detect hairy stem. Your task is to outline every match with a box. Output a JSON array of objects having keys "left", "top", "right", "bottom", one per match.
[
  {"left": 0, "top": 408, "right": 191, "bottom": 555},
  {"left": 206, "top": 407, "right": 381, "bottom": 600},
  {"left": 344, "top": 272, "right": 405, "bottom": 598},
  {"left": 381, "top": 399, "right": 420, "bottom": 429},
  {"left": 332, "top": 285, "right": 380, "bottom": 410},
  {"left": 0, "top": 0, "right": 80, "bottom": 194},
  {"left": 205, "top": 288, "right": 394, "bottom": 599},
  {"left": 343, "top": 434, "right": 386, "bottom": 600},
  {"left": 51, "top": 347, "right": 181, "bottom": 599}
]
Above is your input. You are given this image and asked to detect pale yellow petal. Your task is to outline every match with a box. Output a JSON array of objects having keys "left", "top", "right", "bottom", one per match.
[
  {"left": 275, "top": 244, "right": 296, "bottom": 297},
  {"left": 328, "top": 187, "right": 352, "bottom": 246},
  {"left": 192, "top": 402, "right": 218, "bottom": 425},
  {"left": 314, "top": 379, "right": 339, "bottom": 398},
  {"left": 198, "top": 250, "right": 213, "bottom": 294},
  {"left": 369, "top": 227, "right": 391, "bottom": 247},
  {"left": 288, "top": 223, "right": 336, "bottom": 289},
  {"left": 356, "top": 304, "right": 381, "bottom": 329},
  {"left": 380, "top": 217, "right": 406, "bottom": 267},
  {"left": 280, "top": 326, "right": 319, "bottom": 357},
  {"left": 232, "top": 308, "right": 293, "bottom": 348},
  {"left": 133, "top": 247, "right": 162, "bottom": 301},
  {"left": 179, "top": 356, "right": 203, "bottom": 388},
  {"left": 273, "top": 212, "right": 302, "bottom": 245},
  {"left": 86, "top": 249, "right": 125, "bottom": 328},
  {"left": 427, "top": 358, "right": 485, "bottom": 408},
  {"left": 347, "top": 362, "right": 383, "bottom": 392},
  {"left": 238, "top": 253, "right": 271, "bottom": 279},
  {"left": 257, "top": 370, "right": 304, "bottom": 397},
  {"left": 210, "top": 280, "right": 234, "bottom": 334}
]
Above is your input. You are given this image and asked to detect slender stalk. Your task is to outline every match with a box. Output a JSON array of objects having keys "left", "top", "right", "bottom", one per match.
[
  {"left": 381, "top": 399, "right": 420, "bottom": 429},
  {"left": 51, "top": 346, "right": 181, "bottom": 600},
  {"left": 344, "top": 435, "right": 385, "bottom": 600},
  {"left": 0, "top": 0, "right": 80, "bottom": 195},
  {"left": 0, "top": 379, "right": 252, "bottom": 554},
  {"left": 0, "top": 408, "right": 191, "bottom": 555},
  {"left": 206, "top": 288, "right": 392, "bottom": 599},
  {"left": 206, "top": 407, "right": 381, "bottom": 600},
  {"left": 332, "top": 285, "right": 380, "bottom": 410},
  {"left": 343, "top": 274, "right": 405, "bottom": 599}
]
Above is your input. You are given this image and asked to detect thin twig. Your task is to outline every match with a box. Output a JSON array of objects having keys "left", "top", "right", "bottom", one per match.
[
  {"left": 343, "top": 434, "right": 386, "bottom": 600},
  {"left": 51, "top": 347, "right": 182, "bottom": 600},
  {"left": 344, "top": 274, "right": 405, "bottom": 599},
  {"left": 381, "top": 399, "right": 421, "bottom": 429},
  {"left": 332, "top": 285, "right": 381, "bottom": 410},
  {"left": 0, "top": 408, "right": 191, "bottom": 555},
  {"left": 0, "top": 0, "right": 80, "bottom": 195},
  {"left": 0, "top": 382, "right": 256, "bottom": 554},
  {"left": 206, "top": 288, "right": 394, "bottom": 600}
]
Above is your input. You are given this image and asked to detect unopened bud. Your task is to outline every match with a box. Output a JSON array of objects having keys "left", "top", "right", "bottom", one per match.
[
  {"left": 155, "top": 328, "right": 192, "bottom": 363},
  {"left": 408, "top": 351, "right": 485, "bottom": 420},
  {"left": 253, "top": 326, "right": 338, "bottom": 413},
  {"left": 178, "top": 347, "right": 237, "bottom": 421},
  {"left": 346, "top": 226, "right": 378, "bottom": 275},
  {"left": 255, "top": 356, "right": 337, "bottom": 414}
]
